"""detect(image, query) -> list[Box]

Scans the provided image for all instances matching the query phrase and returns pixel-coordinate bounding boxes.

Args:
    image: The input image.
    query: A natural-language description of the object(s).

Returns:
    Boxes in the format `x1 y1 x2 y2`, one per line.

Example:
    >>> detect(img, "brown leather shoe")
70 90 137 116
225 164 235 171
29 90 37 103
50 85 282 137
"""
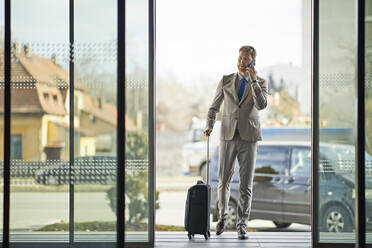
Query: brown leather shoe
215 219 225 235
237 226 247 240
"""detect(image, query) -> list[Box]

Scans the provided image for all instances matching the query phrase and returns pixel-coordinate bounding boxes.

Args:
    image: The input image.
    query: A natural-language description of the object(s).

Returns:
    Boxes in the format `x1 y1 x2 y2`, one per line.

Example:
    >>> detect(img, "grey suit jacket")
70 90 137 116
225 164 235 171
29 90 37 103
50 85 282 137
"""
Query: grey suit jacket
207 72 268 141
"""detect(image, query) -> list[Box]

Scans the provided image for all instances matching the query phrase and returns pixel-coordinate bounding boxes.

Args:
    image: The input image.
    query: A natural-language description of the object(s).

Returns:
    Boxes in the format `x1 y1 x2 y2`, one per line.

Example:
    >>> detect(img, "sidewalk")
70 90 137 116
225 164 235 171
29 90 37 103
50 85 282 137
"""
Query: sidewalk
155 176 311 232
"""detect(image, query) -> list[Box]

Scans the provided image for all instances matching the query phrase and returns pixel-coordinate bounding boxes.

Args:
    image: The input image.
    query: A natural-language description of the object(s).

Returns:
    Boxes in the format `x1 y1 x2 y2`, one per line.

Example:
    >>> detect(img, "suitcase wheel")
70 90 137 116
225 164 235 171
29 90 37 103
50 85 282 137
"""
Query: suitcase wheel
187 234 192 240
207 231 210 237
204 234 209 240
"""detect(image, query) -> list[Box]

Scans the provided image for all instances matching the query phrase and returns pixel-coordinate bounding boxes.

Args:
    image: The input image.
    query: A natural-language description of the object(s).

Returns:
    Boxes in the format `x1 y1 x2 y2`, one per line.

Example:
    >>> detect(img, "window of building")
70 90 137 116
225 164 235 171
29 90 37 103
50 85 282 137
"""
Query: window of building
10 134 22 159
43 92 49 102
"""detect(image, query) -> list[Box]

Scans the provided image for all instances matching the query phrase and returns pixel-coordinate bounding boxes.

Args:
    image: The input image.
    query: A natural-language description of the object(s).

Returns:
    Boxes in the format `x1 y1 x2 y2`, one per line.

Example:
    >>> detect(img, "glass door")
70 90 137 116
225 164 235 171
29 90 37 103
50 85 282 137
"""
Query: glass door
10 0 70 242
0 0 155 246
125 0 155 244
314 0 372 246
320 0 356 241
74 0 118 243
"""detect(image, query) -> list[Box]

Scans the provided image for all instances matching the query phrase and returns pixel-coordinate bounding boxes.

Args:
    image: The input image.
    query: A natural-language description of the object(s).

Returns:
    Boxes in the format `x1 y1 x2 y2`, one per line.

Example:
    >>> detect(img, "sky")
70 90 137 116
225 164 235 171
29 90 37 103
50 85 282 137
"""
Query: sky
0 0 117 44
156 0 305 85
0 0 118 73
0 0 306 86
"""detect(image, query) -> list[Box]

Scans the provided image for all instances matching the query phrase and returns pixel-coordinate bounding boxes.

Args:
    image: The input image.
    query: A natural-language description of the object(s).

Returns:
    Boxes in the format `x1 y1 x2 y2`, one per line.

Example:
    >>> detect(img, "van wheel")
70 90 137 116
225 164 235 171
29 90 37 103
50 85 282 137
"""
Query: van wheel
273 221 292 228
225 200 237 230
322 205 353 232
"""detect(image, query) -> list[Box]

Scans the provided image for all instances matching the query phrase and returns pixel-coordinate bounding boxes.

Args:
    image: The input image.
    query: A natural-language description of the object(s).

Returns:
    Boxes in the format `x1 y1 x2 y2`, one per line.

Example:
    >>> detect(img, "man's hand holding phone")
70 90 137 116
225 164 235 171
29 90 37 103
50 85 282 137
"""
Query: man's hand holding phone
245 62 257 82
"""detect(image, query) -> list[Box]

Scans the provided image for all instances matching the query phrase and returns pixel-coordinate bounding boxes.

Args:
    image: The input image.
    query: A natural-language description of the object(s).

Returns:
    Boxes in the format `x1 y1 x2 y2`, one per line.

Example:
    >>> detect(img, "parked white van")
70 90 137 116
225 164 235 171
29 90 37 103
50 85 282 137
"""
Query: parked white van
181 119 221 178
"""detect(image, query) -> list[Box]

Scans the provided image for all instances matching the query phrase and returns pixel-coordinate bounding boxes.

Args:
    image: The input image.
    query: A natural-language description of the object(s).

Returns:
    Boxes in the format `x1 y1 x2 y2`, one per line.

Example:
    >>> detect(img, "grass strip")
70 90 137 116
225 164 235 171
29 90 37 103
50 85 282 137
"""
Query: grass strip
36 221 256 232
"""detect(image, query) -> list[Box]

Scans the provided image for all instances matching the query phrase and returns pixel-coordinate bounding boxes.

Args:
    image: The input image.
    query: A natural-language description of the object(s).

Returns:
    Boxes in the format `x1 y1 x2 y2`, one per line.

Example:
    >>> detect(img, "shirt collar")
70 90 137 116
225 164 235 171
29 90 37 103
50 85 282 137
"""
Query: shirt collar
237 72 250 82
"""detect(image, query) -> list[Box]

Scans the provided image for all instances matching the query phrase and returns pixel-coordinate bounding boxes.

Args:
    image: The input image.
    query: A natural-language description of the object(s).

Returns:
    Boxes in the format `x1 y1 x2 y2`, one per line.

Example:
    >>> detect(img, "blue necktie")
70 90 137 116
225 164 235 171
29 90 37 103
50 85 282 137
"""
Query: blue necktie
238 78 246 102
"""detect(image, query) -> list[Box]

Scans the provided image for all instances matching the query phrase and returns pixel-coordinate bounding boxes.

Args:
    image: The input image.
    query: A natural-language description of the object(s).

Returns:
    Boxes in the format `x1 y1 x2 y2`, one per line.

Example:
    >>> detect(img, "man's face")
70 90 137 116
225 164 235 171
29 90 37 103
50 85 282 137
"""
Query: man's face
237 51 254 75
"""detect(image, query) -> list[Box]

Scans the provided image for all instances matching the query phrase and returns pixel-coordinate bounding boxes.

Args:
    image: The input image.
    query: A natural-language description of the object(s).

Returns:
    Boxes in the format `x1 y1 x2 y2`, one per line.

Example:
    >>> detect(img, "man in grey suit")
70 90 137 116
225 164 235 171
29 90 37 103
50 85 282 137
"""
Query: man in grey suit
204 45 268 239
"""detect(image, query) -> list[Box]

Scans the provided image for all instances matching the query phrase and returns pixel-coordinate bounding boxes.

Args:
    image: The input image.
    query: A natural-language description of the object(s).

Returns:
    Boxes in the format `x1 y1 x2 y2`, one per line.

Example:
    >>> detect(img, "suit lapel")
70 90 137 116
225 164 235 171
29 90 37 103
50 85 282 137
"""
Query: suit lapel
239 77 252 105
229 73 239 104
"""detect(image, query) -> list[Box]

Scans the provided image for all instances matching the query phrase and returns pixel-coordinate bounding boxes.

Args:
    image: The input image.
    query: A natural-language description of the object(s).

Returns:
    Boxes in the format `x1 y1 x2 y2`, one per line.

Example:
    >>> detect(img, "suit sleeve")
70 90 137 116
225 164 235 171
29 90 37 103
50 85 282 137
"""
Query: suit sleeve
251 78 268 110
206 77 224 129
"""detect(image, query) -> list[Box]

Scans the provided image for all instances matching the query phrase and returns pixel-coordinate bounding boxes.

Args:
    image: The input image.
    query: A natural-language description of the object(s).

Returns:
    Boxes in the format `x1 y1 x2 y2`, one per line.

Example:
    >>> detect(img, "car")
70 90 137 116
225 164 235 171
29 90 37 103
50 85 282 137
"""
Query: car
182 126 352 178
35 155 116 185
209 141 372 232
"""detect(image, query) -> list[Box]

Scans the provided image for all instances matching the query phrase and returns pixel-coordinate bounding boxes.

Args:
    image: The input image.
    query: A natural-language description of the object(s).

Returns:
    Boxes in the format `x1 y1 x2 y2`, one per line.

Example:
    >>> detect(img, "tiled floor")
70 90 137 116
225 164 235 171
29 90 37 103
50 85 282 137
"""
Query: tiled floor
155 232 311 247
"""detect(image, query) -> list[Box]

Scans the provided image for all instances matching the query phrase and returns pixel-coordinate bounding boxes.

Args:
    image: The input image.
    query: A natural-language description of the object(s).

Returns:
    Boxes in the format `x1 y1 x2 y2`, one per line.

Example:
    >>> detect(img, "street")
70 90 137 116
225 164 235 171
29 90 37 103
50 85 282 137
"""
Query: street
0 178 310 232
0 192 115 230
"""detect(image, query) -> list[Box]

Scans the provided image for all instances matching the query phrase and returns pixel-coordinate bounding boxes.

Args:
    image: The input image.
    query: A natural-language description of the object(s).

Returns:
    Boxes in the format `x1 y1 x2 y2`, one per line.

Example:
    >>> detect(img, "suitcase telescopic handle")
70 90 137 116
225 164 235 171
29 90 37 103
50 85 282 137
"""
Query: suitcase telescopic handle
206 135 210 185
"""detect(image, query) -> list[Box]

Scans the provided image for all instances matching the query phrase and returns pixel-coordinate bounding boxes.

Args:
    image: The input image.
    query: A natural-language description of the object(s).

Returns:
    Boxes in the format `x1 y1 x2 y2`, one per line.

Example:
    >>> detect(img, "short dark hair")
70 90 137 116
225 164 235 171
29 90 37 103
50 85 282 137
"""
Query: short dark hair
239 45 256 59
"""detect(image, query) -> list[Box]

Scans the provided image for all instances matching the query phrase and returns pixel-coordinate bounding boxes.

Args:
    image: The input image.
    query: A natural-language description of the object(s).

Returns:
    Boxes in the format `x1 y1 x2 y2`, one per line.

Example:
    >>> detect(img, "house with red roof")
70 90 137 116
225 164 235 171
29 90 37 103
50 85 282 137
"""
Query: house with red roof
0 43 135 161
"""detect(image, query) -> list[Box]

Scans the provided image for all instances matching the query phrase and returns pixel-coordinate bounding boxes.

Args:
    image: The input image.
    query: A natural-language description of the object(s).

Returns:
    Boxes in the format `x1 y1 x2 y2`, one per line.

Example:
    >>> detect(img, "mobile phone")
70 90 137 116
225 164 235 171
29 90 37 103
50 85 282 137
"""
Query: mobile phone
249 59 256 68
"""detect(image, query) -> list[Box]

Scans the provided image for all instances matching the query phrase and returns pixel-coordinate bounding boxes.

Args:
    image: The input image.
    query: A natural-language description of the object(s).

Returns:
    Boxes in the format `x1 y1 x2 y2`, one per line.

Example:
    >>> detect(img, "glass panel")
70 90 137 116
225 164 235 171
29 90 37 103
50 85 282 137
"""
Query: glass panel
318 0 356 243
125 0 149 242
365 0 372 243
9 0 69 242
74 0 117 242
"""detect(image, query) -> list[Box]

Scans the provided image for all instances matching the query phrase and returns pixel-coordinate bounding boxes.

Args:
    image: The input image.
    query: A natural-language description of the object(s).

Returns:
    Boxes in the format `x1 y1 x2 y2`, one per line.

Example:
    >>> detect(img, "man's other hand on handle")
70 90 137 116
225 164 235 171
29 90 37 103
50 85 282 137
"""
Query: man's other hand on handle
204 127 212 137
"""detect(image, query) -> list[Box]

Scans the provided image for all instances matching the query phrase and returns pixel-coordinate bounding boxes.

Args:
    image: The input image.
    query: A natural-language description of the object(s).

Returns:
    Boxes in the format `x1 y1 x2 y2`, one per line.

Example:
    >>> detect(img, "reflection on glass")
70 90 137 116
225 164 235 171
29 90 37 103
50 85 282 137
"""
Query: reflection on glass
290 148 311 177
366 0 372 243
254 146 287 182
319 0 356 243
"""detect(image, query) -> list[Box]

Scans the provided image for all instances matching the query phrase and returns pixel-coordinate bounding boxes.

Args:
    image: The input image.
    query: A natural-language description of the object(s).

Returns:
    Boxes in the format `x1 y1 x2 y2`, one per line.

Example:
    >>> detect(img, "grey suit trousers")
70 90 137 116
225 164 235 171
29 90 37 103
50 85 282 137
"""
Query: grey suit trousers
218 129 257 228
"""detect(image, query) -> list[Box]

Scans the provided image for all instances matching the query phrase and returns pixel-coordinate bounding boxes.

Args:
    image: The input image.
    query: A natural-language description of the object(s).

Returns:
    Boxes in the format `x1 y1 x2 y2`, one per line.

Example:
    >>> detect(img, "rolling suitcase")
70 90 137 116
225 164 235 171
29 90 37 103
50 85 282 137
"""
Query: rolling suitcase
184 136 211 240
